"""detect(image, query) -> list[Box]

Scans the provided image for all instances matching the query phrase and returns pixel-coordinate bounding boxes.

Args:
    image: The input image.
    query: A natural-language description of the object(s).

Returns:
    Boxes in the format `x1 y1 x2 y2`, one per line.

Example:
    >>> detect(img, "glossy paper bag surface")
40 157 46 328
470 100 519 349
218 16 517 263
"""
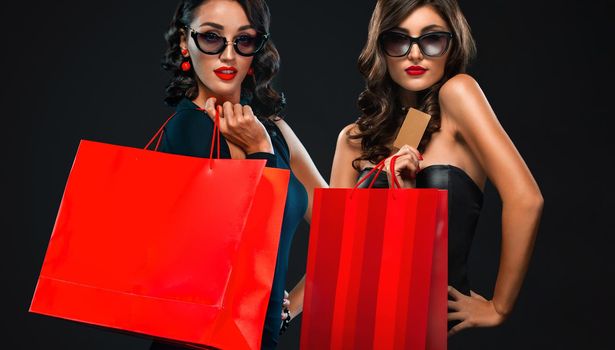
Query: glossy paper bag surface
30 140 290 350
301 188 447 350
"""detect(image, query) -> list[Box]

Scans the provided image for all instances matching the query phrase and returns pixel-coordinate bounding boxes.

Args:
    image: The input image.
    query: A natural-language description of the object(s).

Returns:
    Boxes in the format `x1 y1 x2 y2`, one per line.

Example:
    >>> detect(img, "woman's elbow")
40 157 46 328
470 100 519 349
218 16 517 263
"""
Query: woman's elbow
506 185 544 214
519 187 544 215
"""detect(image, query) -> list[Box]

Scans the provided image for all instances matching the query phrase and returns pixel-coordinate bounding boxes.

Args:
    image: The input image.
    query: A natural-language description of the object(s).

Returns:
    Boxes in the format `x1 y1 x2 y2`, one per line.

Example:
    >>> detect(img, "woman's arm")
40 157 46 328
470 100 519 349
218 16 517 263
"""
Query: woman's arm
440 74 544 334
274 119 328 318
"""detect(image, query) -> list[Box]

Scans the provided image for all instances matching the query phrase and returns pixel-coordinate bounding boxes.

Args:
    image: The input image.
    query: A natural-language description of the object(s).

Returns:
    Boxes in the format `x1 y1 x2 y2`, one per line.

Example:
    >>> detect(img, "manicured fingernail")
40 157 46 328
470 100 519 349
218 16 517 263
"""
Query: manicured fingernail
418 153 424 160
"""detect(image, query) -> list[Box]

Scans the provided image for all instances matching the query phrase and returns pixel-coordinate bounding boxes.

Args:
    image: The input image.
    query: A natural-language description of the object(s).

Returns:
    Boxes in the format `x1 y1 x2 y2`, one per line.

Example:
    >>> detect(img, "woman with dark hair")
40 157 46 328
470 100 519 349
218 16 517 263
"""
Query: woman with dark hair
328 0 543 337
151 0 326 349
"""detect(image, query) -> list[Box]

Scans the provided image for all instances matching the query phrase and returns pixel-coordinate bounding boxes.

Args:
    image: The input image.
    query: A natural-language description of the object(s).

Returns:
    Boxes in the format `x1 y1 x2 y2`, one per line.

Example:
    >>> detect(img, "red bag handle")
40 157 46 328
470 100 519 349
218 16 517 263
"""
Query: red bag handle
354 159 385 190
144 112 178 151
353 155 402 190
388 155 403 189
144 108 222 164
350 155 403 198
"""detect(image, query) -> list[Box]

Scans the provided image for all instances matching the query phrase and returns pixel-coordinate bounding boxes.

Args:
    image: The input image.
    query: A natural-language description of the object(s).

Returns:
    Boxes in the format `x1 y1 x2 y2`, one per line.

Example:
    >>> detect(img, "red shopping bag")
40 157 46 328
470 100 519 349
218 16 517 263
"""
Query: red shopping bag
300 157 448 350
29 110 289 349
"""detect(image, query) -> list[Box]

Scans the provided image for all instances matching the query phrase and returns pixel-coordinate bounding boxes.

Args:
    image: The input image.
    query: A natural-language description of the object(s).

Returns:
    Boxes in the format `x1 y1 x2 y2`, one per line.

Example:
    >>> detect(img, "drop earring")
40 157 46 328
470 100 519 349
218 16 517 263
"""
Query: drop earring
180 48 191 72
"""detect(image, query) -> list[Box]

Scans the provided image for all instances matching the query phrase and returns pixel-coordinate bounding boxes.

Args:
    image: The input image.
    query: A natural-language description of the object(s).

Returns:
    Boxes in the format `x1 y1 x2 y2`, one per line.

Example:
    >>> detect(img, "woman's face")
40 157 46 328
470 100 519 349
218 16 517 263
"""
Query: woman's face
181 0 255 103
384 5 451 92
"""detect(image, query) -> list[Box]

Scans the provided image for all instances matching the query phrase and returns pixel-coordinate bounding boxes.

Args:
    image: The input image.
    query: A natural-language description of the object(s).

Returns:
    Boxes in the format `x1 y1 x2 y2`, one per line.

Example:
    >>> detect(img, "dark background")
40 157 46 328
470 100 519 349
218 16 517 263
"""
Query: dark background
2 0 613 349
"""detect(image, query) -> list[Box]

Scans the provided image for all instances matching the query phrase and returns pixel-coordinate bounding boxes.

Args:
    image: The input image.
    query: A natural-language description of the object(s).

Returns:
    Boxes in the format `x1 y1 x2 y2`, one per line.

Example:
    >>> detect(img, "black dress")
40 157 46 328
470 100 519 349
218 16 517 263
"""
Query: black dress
150 98 308 350
357 164 483 327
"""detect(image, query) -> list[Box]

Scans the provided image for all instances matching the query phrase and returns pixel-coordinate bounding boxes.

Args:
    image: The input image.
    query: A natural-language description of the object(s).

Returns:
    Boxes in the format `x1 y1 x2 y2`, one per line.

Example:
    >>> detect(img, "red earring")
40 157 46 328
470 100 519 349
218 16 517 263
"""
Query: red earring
180 48 191 72
247 67 254 76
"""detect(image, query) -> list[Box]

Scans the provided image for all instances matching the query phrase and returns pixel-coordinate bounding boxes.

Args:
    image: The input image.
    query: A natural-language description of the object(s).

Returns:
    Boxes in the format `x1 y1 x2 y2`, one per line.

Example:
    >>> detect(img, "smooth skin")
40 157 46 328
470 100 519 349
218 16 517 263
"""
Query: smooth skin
184 0 327 325
330 5 543 336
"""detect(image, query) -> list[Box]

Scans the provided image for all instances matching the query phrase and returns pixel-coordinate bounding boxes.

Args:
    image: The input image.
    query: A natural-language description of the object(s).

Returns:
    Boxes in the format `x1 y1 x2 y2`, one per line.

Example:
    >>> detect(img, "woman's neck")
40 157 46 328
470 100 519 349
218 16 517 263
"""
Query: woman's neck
398 89 418 110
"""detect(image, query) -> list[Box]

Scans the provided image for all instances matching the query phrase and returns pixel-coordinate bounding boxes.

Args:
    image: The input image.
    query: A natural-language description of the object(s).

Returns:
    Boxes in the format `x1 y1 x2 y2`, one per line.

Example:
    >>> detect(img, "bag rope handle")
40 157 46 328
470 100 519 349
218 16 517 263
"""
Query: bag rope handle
350 154 403 198
388 154 403 189
144 108 222 168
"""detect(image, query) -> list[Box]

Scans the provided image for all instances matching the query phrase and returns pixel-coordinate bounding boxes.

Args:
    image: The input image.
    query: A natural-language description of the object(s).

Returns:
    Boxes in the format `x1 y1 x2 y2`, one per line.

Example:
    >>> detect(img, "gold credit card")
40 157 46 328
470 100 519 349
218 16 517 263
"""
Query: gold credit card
393 108 432 149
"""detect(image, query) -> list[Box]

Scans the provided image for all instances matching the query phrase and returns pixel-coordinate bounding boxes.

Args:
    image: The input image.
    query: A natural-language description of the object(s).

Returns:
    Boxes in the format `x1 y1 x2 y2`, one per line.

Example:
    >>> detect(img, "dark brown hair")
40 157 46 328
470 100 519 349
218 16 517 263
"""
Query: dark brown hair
353 0 476 169
161 0 285 119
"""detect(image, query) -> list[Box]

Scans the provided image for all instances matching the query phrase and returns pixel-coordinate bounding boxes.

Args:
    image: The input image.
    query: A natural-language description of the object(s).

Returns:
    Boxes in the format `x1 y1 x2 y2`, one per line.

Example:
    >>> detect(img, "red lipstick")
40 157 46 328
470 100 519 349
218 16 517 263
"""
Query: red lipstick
405 65 427 76
214 66 238 80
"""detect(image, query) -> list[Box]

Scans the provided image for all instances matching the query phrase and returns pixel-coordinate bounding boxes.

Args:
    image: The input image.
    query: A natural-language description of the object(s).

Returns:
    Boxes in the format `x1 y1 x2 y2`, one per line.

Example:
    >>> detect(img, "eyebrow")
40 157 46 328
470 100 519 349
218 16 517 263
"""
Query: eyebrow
199 22 255 31
421 24 448 33
391 24 449 34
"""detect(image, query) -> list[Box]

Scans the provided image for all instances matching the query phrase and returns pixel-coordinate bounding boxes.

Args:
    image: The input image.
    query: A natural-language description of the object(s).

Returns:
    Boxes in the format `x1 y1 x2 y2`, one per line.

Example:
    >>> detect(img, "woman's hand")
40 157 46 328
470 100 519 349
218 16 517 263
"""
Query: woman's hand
281 290 291 320
204 97 273 154
279 290 292 335
383 144 422 188
447 286 506 337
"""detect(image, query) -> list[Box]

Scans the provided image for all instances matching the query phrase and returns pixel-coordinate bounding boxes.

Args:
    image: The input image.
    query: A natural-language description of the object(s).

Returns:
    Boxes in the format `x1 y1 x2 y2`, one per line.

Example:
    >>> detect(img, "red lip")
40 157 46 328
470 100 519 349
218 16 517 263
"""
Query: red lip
214 66 238 80
405 65 427 76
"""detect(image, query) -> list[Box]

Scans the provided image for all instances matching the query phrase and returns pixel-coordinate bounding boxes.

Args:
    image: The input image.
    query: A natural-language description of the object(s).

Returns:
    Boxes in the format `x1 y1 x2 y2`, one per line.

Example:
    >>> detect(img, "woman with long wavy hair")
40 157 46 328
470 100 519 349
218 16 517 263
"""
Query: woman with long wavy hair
329 0 543 337
151 0 326 348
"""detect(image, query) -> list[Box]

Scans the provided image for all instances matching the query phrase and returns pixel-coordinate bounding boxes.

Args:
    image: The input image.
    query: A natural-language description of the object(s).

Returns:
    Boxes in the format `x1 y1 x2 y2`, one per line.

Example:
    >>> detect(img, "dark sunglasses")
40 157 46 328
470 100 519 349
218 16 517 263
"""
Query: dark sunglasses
185 26 269 57
380 31 453 57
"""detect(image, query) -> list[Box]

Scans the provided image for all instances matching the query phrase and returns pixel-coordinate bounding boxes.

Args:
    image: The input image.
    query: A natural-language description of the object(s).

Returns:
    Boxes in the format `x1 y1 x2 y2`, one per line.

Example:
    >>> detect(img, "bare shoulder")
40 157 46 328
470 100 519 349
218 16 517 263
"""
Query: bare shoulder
438 73 494 128
339 123 360 137
271 117 302 145
272 117 292 134
337 123 362 149
330 122 363 187
270 117 301 157
439 73 483 104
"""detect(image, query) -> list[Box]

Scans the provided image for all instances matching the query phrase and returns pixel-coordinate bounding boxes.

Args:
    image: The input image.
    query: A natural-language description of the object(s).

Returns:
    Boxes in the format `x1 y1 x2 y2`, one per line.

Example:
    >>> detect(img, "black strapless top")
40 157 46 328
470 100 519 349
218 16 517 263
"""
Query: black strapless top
357 165 483 295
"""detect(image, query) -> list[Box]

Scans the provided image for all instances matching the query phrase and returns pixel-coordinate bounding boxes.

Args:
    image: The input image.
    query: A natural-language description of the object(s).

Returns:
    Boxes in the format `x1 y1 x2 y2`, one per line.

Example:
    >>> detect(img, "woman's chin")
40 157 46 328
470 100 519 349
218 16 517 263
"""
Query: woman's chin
398 80 436 92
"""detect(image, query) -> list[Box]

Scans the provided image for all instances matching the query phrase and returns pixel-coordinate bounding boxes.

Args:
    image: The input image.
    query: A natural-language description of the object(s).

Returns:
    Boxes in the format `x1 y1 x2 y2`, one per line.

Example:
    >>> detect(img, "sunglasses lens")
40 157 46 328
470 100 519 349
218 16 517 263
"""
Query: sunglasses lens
197 32 226 53
192 30 268 56
236 34 265 55
381 32 410 57
419 33 450 56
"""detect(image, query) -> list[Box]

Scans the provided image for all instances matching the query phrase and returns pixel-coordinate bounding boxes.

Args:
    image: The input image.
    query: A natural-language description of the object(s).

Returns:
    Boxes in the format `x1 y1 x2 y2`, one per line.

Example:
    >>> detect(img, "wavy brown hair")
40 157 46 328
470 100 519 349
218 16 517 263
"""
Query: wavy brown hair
352 0 476 169
161 0 285 119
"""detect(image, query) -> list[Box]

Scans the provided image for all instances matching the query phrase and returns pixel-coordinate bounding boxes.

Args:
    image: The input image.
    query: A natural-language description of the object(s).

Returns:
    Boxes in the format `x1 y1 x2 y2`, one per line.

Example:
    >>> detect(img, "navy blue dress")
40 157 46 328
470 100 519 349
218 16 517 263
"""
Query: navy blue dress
150 98 308 350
